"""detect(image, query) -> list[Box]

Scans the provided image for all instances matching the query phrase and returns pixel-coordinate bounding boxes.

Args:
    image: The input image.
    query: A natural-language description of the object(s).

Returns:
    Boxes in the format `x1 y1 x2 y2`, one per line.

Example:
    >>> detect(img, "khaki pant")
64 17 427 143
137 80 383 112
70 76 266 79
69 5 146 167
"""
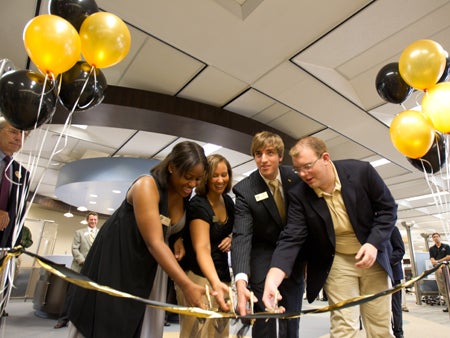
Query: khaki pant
175 270 229 338
435 267 450 306
324 252 394 338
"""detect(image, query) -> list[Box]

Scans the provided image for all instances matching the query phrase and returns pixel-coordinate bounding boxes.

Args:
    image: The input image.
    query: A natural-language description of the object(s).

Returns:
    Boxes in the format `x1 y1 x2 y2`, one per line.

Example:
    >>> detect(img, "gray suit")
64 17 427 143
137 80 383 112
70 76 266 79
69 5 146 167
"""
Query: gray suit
71 227 96 272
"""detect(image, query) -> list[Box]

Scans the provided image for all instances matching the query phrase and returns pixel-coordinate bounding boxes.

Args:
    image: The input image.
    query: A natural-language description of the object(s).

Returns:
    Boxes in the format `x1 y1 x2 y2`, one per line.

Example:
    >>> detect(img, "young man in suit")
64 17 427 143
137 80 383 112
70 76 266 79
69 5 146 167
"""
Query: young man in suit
263 136 397 338
54 211 99 328
231 131 304 338
70 211 99 272
0 118 30 318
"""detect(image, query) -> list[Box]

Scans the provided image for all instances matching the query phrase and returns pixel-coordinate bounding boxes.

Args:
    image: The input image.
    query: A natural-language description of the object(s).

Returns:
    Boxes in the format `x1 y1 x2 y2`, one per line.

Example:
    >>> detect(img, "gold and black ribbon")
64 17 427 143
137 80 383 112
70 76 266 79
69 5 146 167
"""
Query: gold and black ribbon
0 247 446 320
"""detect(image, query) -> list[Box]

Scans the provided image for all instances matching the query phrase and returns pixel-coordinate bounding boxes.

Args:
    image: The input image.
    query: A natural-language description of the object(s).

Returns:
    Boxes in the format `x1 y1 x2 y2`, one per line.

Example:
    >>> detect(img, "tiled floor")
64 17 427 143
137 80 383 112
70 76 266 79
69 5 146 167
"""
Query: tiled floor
1 292 449 337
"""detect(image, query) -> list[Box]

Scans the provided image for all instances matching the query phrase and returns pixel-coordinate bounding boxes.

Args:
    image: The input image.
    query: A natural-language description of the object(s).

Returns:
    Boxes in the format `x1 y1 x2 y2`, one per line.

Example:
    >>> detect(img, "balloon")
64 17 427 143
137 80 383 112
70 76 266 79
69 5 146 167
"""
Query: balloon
79 12 131 69
49 0 99 31
399 39 446 91
407 132 446 174
59 61 107 111
437 57 450 83
376 62 413 104
421 82 450 134
389 110 435 158
23 14 81 76
0 70 57 130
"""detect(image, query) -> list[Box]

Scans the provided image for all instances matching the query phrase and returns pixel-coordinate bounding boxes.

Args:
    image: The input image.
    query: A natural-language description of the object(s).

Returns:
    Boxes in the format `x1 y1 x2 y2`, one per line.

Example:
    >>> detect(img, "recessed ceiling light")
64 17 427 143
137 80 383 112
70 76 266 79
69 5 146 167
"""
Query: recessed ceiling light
370 158 390 168
72 124 88 129
90 194 98 198
89 201 97 204
112 189 121 194
77 206 88 211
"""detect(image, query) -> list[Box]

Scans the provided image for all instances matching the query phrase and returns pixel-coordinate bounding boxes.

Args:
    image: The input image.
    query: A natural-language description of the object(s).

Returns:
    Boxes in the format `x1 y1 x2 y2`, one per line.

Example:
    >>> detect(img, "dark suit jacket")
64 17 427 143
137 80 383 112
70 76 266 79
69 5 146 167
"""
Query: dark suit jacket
231 165 303 287
271 160 397 303
389 226 405 282
0 159 29 248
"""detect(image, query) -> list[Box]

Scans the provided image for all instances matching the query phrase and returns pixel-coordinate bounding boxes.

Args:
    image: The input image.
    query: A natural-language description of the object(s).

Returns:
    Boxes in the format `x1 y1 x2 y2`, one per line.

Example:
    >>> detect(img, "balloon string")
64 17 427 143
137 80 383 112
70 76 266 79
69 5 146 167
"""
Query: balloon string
70 65 97 111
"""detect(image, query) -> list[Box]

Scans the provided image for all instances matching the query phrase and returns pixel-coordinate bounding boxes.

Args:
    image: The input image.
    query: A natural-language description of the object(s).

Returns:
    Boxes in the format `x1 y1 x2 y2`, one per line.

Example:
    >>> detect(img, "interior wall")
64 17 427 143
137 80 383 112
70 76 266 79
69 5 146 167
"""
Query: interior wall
25 204 107 259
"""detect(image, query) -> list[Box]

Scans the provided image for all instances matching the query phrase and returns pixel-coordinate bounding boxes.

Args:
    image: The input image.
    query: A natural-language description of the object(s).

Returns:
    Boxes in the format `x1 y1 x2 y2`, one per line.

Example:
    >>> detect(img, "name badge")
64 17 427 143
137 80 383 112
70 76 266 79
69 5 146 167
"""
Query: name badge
255 191 269 202
212 215 219 223
160 215 171 227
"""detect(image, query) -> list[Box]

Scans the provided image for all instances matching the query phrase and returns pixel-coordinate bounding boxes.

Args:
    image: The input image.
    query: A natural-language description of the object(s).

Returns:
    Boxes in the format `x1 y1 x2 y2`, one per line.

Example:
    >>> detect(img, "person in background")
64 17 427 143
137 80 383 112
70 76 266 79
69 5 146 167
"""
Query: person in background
177 154 234 338
54 212 99 329
231 131 304 338
263 136 397 338
389 226 405 338
429 232 450 312
0 118 29 249
0 117 30 318
14 225 33 279
19 225 33 249
67 141 208 338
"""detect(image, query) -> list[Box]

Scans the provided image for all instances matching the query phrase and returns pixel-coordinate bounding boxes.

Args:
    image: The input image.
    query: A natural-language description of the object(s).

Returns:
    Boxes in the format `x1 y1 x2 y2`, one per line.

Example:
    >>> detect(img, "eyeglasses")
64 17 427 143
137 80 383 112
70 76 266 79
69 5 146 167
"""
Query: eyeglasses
292 155 322 174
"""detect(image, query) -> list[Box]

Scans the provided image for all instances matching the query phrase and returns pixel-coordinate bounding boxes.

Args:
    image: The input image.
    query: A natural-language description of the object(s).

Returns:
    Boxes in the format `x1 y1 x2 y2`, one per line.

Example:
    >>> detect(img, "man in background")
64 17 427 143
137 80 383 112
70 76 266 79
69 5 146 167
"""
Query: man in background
0 118 29 249
0 117 30 318
429 232 450 313
54 211 99 328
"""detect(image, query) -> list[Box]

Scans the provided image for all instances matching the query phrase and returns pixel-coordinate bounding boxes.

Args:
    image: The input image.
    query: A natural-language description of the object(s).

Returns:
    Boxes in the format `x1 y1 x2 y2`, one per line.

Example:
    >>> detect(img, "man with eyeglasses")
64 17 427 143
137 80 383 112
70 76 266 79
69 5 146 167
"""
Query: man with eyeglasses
0 117 30 317
231 131 304 338
263 136 397 338
0 118 29 247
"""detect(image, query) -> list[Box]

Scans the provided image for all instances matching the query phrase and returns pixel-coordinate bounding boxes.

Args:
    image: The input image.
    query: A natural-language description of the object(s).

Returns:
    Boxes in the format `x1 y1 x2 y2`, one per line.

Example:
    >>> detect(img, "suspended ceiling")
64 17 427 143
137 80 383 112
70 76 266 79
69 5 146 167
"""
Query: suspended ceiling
2 0 450 252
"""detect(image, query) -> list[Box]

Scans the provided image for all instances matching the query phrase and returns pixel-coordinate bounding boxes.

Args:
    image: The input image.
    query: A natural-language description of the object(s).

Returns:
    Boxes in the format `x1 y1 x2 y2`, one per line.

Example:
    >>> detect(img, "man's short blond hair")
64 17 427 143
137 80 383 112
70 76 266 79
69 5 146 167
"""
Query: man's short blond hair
250 131 284 158
289 136 328 158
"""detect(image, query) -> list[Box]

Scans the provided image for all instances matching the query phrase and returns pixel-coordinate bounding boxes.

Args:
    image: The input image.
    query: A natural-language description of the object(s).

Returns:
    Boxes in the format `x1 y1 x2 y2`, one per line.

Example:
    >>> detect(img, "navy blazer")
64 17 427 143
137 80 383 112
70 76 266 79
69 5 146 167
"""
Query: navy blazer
0 159 29 248
271 159 397 303
231 165 304 285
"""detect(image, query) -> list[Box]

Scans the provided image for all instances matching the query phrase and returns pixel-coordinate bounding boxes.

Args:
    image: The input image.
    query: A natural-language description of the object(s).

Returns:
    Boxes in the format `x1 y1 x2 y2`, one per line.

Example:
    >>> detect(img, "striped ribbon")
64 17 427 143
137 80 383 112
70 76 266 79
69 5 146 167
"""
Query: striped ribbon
0 246 445 320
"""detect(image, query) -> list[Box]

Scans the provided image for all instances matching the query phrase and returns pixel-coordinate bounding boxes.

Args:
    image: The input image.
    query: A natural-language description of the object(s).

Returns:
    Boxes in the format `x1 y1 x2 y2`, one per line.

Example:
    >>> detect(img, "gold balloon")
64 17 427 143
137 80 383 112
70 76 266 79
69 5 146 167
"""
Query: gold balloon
79 12 131 69
390 110 435 159
23 14 81 76
422 82 450 134
399 39 446 91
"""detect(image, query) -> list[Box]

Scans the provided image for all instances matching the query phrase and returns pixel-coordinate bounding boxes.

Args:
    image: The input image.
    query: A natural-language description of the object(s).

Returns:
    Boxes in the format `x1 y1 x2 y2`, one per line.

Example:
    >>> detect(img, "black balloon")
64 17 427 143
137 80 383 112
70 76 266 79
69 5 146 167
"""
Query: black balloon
58 61 107 112
49 0 99 31
407 132 447 174
438 57 450 83
0 70 57 130
376 62 413 104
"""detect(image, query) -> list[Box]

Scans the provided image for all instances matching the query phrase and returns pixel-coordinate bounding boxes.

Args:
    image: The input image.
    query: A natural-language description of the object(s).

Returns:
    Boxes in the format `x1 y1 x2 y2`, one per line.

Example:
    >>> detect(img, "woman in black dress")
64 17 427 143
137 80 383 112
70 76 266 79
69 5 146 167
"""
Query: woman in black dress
68 141 208 338
177 154 234 338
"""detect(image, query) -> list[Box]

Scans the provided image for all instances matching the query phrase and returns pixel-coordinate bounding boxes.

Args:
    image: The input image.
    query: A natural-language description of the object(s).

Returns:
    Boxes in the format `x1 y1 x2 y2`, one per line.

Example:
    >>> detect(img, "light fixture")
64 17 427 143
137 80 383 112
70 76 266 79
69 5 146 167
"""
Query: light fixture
64 207 74 218
77 206 88 212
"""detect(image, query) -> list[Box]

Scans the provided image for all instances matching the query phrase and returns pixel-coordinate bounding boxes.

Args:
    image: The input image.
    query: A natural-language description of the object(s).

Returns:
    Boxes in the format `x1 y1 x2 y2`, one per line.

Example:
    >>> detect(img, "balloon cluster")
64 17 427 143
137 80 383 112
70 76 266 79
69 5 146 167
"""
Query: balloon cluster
376 39 450 173
0 0 131 130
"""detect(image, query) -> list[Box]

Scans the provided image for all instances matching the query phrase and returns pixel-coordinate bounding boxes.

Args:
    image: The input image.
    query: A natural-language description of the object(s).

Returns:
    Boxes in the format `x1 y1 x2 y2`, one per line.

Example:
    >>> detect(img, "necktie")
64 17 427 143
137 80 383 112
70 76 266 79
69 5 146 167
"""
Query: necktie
0 156 11 211
269 179 285 223
89 229 96 244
